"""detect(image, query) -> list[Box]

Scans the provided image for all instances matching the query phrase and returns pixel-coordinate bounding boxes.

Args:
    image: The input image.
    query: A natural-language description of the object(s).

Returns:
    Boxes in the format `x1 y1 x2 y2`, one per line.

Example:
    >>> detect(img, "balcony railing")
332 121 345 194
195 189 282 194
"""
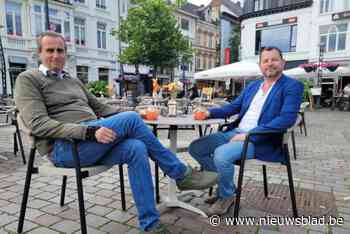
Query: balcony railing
53 0 73 5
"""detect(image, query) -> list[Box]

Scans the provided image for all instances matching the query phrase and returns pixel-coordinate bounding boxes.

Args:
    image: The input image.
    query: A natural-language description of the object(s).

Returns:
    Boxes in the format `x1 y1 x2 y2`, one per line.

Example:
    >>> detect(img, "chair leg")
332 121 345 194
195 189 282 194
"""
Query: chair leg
262 165 268 198
233 140 249 221
198 125 203 137
233 159 246 221
284 144 298 218
17 147 36 233
72 142 87 234
13 133 18 156
60 176 67 206
119 164 126 211
291 130 297 160
16 125 26 164
155 162 160 204
302 113 307 136
208 187 213 196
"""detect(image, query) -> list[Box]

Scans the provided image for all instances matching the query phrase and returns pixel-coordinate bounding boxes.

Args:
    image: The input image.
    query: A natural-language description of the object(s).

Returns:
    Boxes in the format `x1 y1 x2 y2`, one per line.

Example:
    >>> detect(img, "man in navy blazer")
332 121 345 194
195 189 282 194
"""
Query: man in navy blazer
189 47 304 216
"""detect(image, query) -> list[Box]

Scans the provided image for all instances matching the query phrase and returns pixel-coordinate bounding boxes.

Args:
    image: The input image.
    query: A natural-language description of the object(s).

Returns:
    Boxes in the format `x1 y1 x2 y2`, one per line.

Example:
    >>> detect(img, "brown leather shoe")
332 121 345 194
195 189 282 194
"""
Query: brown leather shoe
207 196 235 216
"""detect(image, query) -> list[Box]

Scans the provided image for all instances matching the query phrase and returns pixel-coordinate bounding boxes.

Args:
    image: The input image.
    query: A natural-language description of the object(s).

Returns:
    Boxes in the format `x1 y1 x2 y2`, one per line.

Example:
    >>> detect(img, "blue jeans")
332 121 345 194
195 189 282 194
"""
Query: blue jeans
188 129 255 199
52 111 187 231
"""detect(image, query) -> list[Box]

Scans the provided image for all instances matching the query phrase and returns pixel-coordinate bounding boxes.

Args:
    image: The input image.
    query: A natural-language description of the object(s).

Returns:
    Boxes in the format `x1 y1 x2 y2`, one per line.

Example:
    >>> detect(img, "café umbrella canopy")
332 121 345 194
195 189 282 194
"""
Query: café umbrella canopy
194 61 262 81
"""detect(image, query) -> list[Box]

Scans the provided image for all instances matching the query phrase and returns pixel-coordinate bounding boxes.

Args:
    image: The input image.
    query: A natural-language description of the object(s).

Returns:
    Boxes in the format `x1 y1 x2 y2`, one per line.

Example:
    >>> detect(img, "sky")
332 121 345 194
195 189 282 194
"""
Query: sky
187 0 243 7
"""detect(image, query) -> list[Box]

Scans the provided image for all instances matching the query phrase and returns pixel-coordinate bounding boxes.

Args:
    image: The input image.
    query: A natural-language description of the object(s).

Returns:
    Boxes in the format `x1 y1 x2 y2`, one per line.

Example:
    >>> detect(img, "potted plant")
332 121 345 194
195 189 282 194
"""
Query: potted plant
86 80 109 97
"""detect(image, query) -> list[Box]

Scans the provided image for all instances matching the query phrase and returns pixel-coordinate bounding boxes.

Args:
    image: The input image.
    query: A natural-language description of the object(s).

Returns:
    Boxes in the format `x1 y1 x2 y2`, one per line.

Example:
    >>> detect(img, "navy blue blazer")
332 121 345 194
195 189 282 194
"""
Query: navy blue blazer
209 74 304 162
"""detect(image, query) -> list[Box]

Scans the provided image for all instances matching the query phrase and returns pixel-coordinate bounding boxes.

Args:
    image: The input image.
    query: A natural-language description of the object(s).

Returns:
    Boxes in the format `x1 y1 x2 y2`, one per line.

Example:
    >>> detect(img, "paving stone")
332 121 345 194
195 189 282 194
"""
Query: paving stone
33 214 62 226
85 213 109 228
26 226 60 234
73 226 107 234
25 208 45 221
39 203 69 215
51 220 81 234
0 213 17 226
27 199 51 209
99 221 130 233
57 208 81 221
106 210 135 223
5 220 38 233
87 205 113 216
0 203 19 215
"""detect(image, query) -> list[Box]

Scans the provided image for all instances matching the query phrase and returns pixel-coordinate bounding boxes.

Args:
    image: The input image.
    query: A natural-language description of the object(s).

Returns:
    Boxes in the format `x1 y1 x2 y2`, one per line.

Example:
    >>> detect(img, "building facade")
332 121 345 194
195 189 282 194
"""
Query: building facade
173 3 219 83
210 0 242 65
0 0 121 96
241 0 350 68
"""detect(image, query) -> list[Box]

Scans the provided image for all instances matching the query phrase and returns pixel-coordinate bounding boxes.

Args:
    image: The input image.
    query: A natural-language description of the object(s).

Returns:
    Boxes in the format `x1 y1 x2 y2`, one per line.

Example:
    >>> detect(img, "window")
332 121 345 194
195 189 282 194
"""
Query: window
33 5 43 36
122 0 127 14
74 0 85 3
320 0 335 14
98 68 109 82
254 0 263 11
181 18 189 31
6 1 22 36
77 66 89 84
32 6 71 41
208 35 212 48
97 22 107 49
48 9 71 41
255 24 298 54
74 18 86 46
196 56 201 71
320 24 347 52
96 0 106 9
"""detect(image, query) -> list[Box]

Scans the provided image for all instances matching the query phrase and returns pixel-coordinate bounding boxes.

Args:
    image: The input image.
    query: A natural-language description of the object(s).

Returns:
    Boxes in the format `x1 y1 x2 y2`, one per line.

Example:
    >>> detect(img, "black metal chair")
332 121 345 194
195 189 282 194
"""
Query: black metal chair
232 130 298 220
298 102 309 136
0 107 26 164
207 117 300 219
17 114 124 234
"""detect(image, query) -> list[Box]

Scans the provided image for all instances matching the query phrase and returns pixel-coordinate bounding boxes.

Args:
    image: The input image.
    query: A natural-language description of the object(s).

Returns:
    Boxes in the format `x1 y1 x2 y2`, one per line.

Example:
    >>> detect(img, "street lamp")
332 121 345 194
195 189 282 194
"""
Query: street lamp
44 0 50 30
317 42 326 87
0 24 7 97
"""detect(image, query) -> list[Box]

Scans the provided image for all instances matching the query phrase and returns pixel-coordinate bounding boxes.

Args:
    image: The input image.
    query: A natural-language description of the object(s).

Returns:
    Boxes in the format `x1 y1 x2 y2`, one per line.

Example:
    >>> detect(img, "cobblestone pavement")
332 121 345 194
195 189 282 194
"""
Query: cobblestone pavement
0 109 349 234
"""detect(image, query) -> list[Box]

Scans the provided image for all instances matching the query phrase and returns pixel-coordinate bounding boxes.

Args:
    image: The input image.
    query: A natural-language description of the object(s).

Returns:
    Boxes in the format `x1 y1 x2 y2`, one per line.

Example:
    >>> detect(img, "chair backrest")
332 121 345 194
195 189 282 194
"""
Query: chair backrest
300 102 309 112
283 114 302 144
17 114 36 148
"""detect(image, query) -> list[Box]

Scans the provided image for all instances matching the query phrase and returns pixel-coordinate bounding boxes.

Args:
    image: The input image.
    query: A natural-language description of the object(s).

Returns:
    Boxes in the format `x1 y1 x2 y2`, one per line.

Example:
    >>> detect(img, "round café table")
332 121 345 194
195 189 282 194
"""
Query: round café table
144 114 226 217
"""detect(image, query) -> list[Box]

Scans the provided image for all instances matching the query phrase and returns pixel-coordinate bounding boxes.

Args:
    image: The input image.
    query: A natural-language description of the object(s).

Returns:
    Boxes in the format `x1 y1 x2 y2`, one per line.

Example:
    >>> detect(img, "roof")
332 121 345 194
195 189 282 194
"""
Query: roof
220 0 243 16
179 2 202 16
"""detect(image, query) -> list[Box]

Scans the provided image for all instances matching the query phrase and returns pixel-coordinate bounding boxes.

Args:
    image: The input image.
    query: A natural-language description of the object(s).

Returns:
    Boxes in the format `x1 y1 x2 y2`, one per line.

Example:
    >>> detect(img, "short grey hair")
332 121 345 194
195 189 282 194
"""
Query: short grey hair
37 31 67 52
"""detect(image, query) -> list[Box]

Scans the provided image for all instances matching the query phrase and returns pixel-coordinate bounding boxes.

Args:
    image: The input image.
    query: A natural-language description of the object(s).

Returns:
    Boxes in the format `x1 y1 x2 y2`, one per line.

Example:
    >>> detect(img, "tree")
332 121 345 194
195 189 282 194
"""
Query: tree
229 24 241 63
113 0 193 79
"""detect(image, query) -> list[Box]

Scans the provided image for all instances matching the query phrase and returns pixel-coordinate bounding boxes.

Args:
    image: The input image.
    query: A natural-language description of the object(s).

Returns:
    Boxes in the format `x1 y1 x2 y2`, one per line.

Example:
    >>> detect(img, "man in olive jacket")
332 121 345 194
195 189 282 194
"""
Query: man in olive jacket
15 31 217 233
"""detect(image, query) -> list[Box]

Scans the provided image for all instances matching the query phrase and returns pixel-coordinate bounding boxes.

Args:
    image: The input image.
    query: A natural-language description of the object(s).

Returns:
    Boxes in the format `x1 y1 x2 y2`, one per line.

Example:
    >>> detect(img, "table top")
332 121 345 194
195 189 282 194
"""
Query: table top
143 114 226 126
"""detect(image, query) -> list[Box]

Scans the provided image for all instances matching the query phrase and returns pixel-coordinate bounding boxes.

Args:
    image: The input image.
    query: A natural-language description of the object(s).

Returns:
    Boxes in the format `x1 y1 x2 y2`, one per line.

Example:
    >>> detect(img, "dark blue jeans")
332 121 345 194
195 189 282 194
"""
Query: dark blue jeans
189 129 255 199
52 111 187 231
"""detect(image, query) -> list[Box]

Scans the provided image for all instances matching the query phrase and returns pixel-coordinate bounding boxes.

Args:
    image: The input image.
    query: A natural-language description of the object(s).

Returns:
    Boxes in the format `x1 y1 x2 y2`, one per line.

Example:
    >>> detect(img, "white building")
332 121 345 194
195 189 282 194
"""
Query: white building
0 0 121 96
241 0 350 69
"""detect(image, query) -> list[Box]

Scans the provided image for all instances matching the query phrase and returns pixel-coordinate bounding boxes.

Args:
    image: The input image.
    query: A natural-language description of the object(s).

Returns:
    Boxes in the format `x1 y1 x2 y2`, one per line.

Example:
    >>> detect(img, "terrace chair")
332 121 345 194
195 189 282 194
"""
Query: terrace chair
0 107 26 164
299 102 309 136
222 117 302 220
16 114 120 234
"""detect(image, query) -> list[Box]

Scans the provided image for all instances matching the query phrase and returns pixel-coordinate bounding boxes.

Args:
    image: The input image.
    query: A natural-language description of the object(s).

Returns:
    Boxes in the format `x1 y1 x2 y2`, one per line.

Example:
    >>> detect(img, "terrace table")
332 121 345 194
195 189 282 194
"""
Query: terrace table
144 115 225 217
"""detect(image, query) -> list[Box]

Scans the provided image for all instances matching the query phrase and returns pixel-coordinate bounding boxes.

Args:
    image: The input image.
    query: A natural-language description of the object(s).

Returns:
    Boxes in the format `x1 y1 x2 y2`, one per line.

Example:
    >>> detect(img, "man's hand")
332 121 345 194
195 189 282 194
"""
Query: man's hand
95 127 117 144
230 133 247 142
